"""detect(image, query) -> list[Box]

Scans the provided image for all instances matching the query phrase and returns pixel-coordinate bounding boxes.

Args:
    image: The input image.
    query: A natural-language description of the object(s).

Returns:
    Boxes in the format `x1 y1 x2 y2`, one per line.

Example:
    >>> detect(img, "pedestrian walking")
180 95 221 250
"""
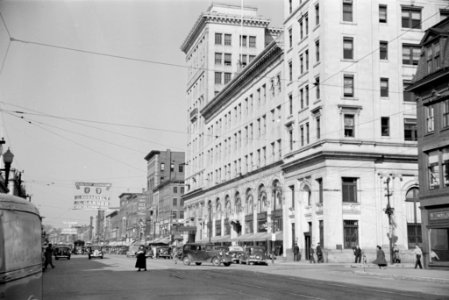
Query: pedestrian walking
43 244 55 271
309 245 316 263
135 245 147 271
316 243 323 263
353 245 362 263
372 245 387 269
293 244 299 261
414 244 423 269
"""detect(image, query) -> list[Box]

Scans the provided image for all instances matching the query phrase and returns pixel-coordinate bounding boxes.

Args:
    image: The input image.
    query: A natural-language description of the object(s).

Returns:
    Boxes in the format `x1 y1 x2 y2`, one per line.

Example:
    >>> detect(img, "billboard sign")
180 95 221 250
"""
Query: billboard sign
74 182 112 210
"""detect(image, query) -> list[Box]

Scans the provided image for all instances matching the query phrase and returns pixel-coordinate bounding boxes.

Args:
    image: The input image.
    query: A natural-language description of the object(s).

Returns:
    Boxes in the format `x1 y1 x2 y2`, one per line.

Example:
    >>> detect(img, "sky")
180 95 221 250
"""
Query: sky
0 0 283 228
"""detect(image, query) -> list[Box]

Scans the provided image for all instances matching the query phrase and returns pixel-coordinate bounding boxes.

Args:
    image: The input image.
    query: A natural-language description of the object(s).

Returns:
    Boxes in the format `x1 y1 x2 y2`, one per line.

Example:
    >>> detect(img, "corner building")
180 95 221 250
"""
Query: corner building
283 0 448 262
407 17 449 268
181 4 284 253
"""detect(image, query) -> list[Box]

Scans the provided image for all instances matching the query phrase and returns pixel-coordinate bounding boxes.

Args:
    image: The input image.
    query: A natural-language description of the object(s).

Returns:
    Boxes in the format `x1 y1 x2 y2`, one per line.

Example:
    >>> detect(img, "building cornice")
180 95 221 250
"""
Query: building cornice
181 12 271 54
282 150 417 174
201 41 283 122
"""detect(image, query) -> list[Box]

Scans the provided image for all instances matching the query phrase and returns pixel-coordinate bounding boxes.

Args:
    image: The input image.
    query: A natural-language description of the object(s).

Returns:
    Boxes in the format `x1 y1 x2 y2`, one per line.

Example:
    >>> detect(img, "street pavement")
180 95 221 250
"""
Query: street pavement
42 255 449 299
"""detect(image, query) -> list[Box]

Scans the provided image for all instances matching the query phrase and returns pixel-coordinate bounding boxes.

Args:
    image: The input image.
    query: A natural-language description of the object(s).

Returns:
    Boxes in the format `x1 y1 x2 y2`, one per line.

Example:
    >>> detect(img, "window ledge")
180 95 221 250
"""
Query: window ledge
341 97 359 101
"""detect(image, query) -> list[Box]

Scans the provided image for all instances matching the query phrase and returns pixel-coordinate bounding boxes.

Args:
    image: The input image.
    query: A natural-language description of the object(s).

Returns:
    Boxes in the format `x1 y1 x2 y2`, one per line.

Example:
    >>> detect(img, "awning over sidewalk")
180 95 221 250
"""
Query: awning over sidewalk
211 235 231 243
234 231 283 242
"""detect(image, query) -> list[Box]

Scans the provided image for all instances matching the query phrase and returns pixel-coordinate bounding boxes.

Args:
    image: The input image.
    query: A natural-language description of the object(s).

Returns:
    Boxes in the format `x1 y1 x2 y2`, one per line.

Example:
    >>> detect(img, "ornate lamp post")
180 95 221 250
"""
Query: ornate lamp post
1 147 14 192
384 177 394 264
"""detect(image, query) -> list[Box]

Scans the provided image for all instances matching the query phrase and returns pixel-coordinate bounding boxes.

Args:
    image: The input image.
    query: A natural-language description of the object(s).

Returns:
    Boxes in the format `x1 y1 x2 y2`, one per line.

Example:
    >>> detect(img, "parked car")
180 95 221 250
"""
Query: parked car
53 246 71 260
157 246 172 259
240 246 269 265
182 243 232 267
87 246 104 259
228 245 245 264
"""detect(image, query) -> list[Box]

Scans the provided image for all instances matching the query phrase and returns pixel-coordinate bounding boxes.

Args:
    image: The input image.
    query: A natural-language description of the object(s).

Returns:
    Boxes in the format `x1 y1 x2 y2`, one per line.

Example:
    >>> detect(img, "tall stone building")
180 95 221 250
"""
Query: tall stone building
282 0 448 261
181 3 284 253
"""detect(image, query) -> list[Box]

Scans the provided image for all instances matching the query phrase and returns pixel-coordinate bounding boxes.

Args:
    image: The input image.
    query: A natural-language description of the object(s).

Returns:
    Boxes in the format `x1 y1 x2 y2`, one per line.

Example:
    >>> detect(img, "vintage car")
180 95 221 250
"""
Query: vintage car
182 243 232 267
240 246 269 265
53 246 71 260
228 245 245 264
87 246 104 259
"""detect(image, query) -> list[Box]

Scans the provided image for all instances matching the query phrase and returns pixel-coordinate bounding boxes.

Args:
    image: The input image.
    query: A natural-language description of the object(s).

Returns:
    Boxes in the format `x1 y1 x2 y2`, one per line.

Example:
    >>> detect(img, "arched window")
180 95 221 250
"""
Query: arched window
235 192 242 214
258 185 267 212
246 190 253 215
272 180 282 210
405 187 421 247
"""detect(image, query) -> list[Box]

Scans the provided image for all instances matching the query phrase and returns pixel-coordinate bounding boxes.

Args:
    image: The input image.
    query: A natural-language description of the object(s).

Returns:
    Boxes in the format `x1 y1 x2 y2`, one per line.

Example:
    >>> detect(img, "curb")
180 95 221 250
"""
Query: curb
352 270 449 284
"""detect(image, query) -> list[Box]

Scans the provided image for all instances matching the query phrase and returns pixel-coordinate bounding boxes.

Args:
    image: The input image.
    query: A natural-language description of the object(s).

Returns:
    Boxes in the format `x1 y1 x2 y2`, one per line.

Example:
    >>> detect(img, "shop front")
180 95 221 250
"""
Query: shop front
426 208 449 268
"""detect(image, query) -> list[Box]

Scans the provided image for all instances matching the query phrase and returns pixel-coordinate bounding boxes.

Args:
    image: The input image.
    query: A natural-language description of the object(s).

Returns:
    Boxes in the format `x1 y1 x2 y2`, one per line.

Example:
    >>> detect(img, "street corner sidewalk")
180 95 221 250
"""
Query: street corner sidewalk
351 264 449 284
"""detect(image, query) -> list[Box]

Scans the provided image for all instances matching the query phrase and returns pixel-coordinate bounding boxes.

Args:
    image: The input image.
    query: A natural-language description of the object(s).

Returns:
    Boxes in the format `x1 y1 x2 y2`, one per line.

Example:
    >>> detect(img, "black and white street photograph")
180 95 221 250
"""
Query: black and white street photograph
0 0 449 299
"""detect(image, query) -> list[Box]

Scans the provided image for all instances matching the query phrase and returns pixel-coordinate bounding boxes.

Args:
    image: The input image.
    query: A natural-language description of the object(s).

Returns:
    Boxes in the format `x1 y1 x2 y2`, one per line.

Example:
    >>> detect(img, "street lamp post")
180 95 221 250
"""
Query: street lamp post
384 177 394 264
1 147 14 192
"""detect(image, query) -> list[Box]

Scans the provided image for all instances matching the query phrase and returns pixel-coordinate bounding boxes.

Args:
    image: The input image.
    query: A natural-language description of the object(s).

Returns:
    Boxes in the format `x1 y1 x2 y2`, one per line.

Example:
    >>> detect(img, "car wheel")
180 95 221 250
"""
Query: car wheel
183 256 191 266
223 262 231 267
195 262 202 266
68 257 71 260
55 257 59 260
212 257 220 266
101 256 103 259
88 256 91 259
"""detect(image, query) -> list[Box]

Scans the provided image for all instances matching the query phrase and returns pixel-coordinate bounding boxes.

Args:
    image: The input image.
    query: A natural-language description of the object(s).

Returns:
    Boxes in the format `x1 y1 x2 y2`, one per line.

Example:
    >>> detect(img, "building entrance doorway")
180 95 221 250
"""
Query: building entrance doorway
304 233 311 260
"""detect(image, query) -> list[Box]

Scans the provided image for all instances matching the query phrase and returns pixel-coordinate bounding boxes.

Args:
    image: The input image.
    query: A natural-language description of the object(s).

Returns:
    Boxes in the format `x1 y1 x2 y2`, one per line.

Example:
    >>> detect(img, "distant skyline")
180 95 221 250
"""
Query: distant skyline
0 0 283 228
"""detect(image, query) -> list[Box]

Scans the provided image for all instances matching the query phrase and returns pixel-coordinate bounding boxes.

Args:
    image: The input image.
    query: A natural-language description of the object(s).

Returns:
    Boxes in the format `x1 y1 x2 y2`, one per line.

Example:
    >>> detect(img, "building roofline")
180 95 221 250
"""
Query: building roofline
144 150 160 161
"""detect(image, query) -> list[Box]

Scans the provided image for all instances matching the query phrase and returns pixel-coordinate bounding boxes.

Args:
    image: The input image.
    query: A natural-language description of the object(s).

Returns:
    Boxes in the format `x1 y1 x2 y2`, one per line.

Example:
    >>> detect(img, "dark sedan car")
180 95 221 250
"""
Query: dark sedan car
228 246 245 264
240 246 269 265
53 246 71 260
182 243 232 267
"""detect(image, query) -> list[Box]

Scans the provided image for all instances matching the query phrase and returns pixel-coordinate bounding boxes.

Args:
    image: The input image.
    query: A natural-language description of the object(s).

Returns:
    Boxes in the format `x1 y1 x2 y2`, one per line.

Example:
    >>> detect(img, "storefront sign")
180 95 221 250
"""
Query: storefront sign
430 211 449 221
74 182 112 210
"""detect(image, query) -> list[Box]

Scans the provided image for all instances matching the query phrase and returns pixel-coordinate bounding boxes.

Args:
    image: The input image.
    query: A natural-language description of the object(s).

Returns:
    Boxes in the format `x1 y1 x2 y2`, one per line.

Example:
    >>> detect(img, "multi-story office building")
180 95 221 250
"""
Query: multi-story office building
407 17 449 268
144 150 185 241
181 3 284 253
282 0 448 261
117 192 147 243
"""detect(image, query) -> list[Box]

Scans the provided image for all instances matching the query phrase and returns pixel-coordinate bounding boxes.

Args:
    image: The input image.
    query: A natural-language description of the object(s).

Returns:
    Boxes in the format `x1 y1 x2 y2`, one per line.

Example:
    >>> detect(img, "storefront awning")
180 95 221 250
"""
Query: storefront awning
211 235 231 243
234 231 283 242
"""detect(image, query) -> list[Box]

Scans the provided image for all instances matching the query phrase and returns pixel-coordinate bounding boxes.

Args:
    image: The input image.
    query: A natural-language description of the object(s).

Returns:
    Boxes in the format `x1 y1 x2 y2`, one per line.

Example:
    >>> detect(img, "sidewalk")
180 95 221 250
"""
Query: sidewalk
276 260 449 284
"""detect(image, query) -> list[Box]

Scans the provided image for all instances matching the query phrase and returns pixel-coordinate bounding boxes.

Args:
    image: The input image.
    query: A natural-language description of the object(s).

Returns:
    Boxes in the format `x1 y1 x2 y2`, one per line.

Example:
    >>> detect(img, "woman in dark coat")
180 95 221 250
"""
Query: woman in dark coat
135 245 147 271
372 245 387 269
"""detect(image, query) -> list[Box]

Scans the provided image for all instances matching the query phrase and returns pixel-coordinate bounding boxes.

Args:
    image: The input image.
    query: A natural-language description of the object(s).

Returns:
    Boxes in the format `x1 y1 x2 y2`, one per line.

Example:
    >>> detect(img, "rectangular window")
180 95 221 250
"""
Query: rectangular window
306 122 310 144
224 53 232 66
173 186 178 193
381 117 390 136
300 88 304 109
404 118 417 141
343 220 358 249
402 44 421 65
215 72 222 84
380 78 389 97
290 185 295 208
215 33 222 45
343 0 353 22
173 198 177 206
428 150 440 189
343 75 354 97
224 72 232 84
380 41 388 60
299 19 304 40
300 54 304 74
288 28 293 48
403 80 413 102
315 40 320 62
306 85 309 106
443 148 449 187
288 61 293 81
240 35 247 47
317 178 323 204
425 105 435 133
407 224 422 246
379 5 387 23
288 93 293 115
343 37 354 59
316 116 321 139
288 126 293 151
160 163 165 171
315 4 320 25
315 77 320 99
443 100 449 128
342 177 357 202
344 114 355 137
305 50 309 71
249 36 256 48
300 125 304 146
402 7 421 29
224 34 232 46
215 52 222 65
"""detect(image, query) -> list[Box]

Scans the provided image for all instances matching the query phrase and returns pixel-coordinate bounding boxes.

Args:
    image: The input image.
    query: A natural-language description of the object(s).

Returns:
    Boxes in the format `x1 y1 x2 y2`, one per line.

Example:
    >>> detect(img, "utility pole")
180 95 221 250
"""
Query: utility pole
384 177 394 264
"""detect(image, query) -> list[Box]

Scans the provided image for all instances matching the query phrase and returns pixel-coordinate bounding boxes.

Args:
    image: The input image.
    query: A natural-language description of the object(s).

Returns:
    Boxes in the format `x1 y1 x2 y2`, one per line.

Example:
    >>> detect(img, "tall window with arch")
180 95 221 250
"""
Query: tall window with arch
405 187 422 248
